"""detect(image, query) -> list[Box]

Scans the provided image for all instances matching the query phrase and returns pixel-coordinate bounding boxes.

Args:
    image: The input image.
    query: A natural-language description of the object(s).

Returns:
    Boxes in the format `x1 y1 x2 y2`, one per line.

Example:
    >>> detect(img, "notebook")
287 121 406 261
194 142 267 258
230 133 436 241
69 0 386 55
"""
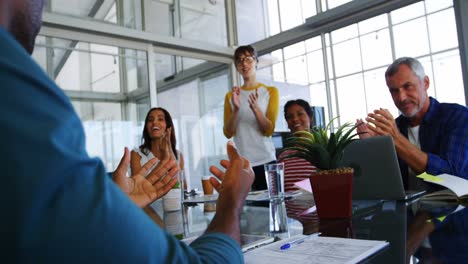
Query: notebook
244 233 388 264
341 136 426 201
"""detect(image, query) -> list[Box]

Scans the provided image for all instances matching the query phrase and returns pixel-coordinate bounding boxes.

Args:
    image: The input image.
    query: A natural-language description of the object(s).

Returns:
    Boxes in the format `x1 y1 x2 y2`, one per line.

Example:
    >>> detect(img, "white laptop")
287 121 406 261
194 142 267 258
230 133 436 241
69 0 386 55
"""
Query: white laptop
341 136 426 201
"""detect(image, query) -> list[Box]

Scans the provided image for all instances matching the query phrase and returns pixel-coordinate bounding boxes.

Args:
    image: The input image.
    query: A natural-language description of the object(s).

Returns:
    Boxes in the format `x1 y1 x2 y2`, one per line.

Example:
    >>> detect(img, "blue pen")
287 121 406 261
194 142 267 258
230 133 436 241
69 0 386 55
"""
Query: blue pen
280 233 321 250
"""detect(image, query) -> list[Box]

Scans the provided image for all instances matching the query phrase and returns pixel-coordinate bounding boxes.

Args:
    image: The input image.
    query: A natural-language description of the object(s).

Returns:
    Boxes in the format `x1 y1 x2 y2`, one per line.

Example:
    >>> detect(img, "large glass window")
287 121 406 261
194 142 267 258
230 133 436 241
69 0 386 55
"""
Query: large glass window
32 35 150 171
154 54 230 190
45 0 141 29
236 0 317 44
257 0 464 129
146 0 228 46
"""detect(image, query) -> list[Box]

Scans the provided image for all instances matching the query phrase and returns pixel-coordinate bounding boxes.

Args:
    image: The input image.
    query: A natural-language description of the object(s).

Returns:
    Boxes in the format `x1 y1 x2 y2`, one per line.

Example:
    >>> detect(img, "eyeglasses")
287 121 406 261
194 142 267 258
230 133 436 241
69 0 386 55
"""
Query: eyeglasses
235 56 255 66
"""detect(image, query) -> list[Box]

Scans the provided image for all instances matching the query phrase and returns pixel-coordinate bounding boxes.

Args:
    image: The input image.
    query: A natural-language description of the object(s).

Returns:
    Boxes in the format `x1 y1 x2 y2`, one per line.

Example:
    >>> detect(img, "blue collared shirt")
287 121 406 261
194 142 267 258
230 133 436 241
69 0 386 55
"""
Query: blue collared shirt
0 27 243 263
396 97 468 187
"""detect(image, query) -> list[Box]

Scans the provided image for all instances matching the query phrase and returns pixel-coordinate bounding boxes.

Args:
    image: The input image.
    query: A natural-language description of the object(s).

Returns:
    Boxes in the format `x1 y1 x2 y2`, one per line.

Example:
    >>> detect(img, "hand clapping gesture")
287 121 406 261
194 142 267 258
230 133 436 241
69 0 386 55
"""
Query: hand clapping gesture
158 127 177 163
113 147 179 208
248 89 259 113
232 86 241 111
355 118 375 138
365 108 400 139
209 141 254 203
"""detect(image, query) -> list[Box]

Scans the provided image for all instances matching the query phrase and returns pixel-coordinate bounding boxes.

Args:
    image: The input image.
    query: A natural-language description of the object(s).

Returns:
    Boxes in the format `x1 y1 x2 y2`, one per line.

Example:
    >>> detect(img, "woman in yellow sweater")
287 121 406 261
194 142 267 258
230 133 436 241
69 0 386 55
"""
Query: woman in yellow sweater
223 45 279 190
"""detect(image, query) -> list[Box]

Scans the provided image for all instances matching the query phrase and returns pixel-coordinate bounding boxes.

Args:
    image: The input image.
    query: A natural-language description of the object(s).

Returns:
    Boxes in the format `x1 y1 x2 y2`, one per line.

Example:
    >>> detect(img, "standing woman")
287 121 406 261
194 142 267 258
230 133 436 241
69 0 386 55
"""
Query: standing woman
223 45 279 190
279 99 317 192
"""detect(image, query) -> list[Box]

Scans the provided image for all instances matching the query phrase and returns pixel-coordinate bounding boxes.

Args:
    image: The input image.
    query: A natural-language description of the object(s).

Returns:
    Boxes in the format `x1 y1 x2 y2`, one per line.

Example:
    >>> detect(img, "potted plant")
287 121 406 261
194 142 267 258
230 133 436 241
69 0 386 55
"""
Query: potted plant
281 118 360 218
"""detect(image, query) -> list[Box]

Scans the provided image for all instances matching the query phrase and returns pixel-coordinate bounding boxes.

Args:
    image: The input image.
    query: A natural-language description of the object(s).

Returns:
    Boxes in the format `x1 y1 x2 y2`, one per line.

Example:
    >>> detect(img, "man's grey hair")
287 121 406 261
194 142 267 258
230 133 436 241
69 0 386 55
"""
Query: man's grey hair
385 57 426 81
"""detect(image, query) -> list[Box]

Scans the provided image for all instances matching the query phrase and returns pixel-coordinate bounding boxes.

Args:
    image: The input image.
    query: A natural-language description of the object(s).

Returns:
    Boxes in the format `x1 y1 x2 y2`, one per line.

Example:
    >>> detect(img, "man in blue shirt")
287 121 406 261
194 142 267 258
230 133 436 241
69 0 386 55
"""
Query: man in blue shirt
357 57 467 188
0 0 254 262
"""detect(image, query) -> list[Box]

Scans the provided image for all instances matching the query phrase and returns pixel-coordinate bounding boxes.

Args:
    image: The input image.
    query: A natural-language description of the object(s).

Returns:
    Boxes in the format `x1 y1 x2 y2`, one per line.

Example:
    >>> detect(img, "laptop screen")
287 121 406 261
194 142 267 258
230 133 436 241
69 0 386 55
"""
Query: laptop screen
341 136 407 200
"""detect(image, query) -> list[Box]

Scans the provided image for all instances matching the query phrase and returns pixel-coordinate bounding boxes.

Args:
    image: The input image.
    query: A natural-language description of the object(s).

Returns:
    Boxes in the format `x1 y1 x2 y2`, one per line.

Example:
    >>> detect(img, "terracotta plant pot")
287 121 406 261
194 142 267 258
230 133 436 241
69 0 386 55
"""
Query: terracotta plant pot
309 168 354 218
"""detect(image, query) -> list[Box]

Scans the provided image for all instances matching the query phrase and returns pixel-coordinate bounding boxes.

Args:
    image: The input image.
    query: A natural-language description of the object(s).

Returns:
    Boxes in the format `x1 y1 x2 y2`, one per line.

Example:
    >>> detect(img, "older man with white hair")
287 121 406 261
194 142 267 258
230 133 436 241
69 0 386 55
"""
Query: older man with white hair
358 57 468 190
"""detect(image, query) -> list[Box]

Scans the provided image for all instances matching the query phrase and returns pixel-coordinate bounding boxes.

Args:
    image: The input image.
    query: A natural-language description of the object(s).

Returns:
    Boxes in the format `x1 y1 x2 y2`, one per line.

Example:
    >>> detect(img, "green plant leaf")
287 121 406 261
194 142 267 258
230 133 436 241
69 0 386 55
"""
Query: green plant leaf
283 136 315 147
282 116 362 170
292 130 316 142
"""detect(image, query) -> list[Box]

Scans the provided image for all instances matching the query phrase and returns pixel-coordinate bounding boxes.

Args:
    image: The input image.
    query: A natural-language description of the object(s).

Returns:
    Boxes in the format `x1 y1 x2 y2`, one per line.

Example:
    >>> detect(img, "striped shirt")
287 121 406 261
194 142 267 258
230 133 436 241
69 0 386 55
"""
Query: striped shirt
278 149 317 192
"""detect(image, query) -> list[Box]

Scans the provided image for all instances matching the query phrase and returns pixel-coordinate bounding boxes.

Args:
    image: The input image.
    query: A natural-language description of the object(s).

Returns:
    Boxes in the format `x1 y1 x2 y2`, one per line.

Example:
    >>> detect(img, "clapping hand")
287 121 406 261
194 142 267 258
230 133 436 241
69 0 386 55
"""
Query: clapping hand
365 108 400 138
113 147 178 208
232 86 241 111
248 89 259 112
355 118 375 138
209 141 254 203
159 127 176 162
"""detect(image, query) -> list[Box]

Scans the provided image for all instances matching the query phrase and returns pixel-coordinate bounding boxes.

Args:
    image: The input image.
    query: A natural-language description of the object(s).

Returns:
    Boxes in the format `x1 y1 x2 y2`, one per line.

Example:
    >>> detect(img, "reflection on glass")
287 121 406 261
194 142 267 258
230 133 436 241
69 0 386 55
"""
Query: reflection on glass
269 200 289 235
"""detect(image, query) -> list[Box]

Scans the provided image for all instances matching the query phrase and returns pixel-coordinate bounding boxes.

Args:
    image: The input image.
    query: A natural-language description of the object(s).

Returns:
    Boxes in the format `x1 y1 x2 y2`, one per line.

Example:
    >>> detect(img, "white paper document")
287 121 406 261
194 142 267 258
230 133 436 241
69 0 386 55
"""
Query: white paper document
244 235 388 264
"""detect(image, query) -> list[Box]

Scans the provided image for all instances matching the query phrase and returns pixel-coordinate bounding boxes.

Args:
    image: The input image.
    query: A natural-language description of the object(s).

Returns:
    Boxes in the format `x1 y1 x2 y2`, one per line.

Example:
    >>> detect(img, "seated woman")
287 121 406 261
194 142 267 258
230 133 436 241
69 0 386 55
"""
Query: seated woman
278 99 317 193
131 107 184 223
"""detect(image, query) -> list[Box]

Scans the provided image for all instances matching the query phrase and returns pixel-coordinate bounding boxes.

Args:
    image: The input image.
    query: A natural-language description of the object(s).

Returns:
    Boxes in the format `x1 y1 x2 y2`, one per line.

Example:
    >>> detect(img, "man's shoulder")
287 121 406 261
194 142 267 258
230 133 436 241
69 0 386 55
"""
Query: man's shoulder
423 98 468 128
431 99 468 122
437 101 468 114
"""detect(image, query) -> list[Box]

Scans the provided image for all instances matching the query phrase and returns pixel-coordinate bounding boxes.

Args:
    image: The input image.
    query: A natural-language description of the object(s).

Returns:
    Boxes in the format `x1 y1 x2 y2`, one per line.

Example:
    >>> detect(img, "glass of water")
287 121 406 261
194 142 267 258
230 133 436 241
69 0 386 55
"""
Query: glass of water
264 162 285 200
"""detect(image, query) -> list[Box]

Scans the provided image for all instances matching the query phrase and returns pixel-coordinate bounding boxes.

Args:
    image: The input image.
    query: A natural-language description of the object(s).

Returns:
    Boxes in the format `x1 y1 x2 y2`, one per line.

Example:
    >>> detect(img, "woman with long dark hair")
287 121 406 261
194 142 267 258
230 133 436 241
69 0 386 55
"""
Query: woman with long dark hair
131 107 185 221
131 107 184 174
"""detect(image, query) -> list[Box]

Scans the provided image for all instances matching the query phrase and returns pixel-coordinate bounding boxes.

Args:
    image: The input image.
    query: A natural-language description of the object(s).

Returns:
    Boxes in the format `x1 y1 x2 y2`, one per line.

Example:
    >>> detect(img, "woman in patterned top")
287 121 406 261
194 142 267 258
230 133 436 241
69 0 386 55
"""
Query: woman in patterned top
279 99 317 193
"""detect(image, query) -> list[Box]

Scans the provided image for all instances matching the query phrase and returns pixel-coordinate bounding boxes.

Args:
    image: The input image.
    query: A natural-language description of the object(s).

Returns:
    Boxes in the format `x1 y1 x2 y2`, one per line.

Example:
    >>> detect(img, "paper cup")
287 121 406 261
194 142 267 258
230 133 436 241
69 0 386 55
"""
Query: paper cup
201 176 214 195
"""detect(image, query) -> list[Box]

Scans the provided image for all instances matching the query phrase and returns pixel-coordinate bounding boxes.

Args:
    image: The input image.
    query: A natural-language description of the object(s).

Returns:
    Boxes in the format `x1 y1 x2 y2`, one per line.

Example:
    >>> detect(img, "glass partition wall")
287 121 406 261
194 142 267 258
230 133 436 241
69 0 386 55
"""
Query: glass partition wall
33 0 467 191
32 35 151 170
